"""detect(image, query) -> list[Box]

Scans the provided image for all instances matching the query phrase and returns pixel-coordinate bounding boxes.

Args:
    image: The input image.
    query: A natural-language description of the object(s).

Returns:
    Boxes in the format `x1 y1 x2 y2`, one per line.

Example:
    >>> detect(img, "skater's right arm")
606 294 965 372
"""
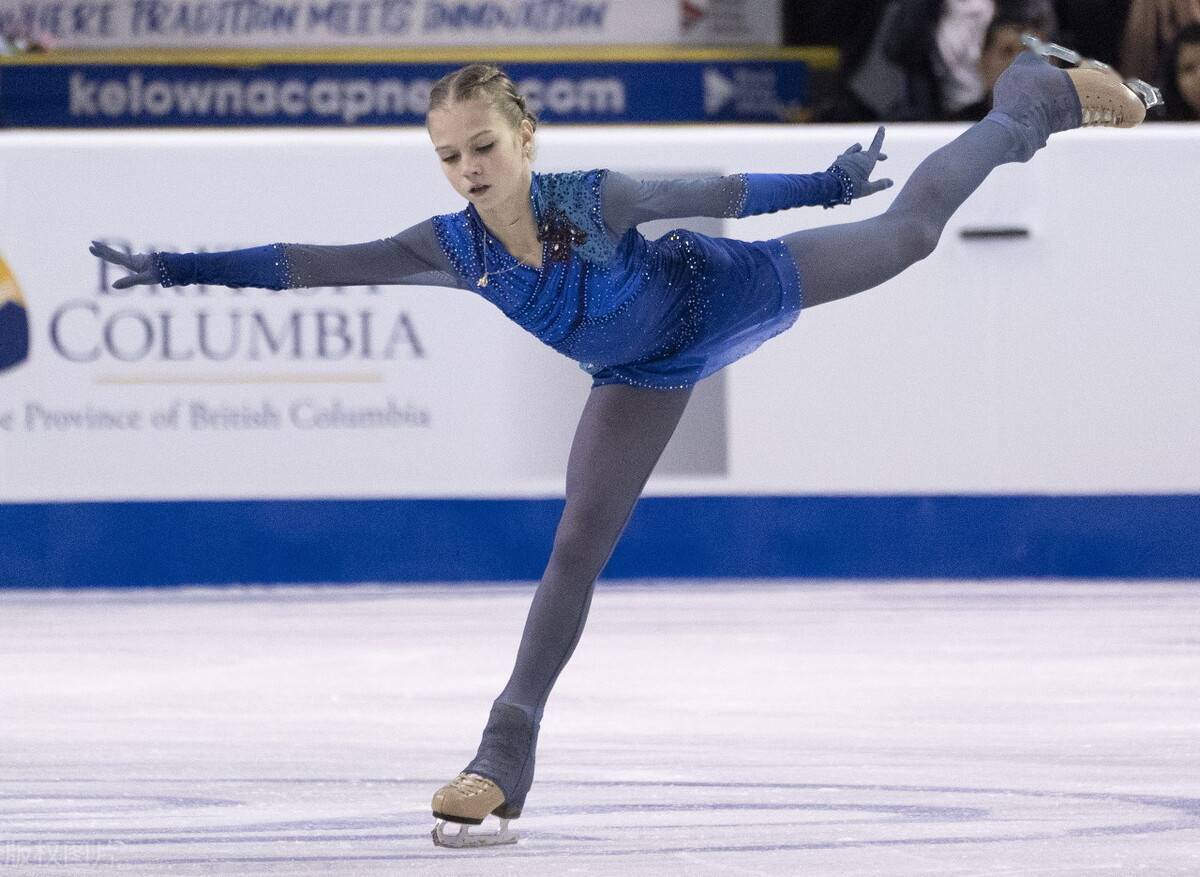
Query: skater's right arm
89 220 462 291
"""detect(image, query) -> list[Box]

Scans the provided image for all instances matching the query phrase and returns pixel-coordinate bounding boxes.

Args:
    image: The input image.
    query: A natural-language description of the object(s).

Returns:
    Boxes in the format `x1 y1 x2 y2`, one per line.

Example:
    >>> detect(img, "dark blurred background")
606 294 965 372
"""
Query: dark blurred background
784 0 1199 121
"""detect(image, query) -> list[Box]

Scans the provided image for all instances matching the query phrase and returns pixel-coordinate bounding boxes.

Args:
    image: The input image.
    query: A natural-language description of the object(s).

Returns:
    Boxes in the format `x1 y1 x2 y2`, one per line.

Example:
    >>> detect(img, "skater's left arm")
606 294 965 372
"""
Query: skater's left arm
601 126 894 235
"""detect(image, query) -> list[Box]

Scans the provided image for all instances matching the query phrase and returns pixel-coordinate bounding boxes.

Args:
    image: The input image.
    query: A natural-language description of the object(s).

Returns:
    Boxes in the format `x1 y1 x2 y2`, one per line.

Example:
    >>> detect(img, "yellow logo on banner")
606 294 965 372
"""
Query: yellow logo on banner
0 252 30 373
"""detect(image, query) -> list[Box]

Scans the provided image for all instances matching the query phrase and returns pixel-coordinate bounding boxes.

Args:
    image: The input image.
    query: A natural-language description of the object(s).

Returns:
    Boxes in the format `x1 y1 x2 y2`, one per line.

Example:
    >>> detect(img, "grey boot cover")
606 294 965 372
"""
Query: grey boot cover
464 702 540 818
987 51 1083 162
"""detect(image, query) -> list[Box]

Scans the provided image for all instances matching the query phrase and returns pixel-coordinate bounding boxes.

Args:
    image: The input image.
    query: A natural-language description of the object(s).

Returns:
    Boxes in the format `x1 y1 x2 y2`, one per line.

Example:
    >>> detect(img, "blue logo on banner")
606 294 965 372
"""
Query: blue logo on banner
0 60 810 127
0 255 30 374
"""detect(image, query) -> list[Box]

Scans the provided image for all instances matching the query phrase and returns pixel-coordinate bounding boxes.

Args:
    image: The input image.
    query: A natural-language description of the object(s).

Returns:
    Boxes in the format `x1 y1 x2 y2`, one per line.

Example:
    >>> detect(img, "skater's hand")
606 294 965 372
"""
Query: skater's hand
89 241 157 289
832 126 894 200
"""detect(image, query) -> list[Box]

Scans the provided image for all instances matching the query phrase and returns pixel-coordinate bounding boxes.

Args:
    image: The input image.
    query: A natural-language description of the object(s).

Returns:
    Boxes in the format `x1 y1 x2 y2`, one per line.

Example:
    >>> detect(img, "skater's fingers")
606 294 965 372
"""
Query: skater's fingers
110 270 155 290
878 152 888 161
867 125 887 159
89 241 135 270
89 241 124 266
864 178 894 196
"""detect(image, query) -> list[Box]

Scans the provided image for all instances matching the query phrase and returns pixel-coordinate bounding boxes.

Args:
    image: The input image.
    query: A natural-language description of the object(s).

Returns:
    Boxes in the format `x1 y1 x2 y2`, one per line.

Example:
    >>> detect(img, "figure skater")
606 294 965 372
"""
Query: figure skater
90 45 1159 849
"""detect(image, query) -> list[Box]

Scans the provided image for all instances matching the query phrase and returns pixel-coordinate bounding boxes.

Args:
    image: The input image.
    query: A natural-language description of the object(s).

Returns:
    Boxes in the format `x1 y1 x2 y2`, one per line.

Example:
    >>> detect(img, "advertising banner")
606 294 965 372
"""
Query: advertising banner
0 129 748 503
5 124 1200 504
0 135 578 502
2 127 1199 583
0 0 782 48
0 54 815 126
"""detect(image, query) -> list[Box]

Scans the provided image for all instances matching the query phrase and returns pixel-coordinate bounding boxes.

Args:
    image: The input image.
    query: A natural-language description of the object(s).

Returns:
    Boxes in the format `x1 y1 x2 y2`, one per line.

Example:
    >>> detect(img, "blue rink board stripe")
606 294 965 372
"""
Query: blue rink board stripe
1 495 1198 588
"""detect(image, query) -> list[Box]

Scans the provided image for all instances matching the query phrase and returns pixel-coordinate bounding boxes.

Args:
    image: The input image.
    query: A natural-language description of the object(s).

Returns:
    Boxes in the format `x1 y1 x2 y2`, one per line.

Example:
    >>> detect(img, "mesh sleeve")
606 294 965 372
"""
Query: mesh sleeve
600 170 747 236
284 220 460 289
599 169 848 237
154 220 461 290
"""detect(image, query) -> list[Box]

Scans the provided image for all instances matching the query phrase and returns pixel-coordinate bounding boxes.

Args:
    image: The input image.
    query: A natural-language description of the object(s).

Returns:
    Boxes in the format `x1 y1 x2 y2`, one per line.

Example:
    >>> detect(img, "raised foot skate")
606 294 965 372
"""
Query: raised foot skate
431 771 519 848
1021 33 1163 125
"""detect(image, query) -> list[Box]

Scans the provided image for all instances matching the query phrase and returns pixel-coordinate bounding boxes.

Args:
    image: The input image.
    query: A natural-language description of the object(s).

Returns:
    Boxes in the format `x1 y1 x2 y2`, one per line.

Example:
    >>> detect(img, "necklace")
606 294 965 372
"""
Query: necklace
476 230 528 288
473 204 542 288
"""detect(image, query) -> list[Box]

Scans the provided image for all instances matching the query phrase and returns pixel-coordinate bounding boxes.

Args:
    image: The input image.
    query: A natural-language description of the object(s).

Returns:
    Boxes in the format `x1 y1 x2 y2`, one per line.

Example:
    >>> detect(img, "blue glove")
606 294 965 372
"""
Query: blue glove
831 125 894 202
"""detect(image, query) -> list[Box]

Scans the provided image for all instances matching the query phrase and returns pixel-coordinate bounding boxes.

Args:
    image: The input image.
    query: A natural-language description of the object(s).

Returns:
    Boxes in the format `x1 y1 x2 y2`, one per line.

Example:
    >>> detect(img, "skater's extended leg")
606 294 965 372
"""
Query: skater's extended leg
784 49 1140 309
433 383 692 835
783 119 1019 308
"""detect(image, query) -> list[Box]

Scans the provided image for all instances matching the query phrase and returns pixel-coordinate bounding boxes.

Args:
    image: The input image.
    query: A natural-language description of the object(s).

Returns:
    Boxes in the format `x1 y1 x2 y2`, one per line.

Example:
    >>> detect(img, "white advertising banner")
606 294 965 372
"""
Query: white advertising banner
0 130 608 501
2 126 1199 505
0 0 782 48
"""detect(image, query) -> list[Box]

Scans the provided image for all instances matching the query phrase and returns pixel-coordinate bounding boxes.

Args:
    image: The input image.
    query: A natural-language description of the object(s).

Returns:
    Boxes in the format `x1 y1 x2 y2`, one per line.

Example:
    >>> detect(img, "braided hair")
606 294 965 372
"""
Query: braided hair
427 64 538 133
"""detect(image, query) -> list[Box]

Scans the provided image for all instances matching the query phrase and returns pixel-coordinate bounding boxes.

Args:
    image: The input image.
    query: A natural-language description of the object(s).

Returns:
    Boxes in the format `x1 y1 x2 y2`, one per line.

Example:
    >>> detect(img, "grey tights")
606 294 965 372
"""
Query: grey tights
494 382 694 724
784 116 1017 307
466 115 1023 810
464 383 692 813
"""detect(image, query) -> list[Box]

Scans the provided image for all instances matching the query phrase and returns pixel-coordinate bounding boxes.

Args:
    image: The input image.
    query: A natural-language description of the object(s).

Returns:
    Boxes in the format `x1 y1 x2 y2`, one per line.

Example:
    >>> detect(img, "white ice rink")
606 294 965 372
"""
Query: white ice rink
2 581 1198 875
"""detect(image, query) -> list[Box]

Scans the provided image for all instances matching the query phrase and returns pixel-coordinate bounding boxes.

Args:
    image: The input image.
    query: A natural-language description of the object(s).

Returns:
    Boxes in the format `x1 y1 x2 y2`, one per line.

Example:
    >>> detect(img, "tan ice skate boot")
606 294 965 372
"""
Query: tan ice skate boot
988 40 1163 162
1021 33 1163 127
430 772 517 848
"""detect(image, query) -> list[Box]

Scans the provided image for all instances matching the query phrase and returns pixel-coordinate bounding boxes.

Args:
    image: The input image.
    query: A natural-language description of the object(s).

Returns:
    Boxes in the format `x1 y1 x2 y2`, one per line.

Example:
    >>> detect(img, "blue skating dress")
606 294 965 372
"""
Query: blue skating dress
153 167 851 389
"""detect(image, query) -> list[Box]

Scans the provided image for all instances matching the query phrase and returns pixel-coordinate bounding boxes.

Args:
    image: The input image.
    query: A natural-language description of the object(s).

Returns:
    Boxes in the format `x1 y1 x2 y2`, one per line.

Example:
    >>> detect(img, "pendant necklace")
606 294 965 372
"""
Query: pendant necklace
474 209 540 289
476 231 525 288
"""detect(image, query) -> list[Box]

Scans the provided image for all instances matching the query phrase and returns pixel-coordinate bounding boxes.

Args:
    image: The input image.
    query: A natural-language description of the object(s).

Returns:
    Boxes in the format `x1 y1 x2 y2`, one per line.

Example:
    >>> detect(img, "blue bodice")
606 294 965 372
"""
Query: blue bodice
431 170 803 389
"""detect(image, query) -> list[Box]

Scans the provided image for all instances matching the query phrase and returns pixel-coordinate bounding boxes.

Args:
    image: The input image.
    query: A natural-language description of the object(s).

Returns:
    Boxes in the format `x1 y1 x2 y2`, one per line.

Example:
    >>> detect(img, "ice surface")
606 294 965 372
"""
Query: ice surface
1 581 1198 875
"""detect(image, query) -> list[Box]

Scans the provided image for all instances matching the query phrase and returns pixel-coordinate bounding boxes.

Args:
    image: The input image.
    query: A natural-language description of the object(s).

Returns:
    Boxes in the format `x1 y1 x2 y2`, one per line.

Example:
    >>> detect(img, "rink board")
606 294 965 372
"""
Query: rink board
1 126 1198 585
2 495 1199 586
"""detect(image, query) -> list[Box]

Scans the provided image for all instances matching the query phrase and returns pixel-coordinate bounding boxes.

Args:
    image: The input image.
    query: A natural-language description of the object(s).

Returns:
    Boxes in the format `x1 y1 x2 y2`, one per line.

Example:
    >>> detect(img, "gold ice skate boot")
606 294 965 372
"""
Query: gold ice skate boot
1022 33 1163 127
430 772 517 848
1065 68 1148 127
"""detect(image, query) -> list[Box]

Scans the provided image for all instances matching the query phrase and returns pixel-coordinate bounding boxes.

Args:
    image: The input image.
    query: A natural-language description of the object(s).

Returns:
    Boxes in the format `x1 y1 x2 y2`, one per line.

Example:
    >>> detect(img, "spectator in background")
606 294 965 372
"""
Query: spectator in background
817 0 898 121
1156 22 1200 118
946 15 1055 120
832 0 1057 122
889 0 1060 119
1054 0 1132 67
1120 0 1200 84
885 0 999 120
1057 0 1199 83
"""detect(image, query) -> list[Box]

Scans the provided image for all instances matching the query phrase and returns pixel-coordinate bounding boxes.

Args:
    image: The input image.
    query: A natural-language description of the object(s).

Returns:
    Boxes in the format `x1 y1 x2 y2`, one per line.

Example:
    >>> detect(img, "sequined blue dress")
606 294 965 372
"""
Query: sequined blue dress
153 167 850 389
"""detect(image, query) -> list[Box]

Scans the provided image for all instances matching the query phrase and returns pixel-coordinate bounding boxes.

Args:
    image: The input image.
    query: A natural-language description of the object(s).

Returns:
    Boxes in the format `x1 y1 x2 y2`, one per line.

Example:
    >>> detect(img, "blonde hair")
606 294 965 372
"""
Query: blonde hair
427 64 538 132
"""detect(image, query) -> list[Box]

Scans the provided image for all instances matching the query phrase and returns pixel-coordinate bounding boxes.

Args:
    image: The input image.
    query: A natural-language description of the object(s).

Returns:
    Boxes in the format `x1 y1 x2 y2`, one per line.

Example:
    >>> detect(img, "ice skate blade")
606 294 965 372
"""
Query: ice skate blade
432 817 518 848
1021 33 1116 72
1021 34 1080 65
1021 32 1164 112
1125 79 1164 111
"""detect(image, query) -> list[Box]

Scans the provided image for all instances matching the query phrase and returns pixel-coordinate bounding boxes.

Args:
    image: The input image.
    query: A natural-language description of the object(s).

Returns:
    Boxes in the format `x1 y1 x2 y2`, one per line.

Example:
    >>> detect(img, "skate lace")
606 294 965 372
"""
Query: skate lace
449 772 497 799
1082 107 1118 127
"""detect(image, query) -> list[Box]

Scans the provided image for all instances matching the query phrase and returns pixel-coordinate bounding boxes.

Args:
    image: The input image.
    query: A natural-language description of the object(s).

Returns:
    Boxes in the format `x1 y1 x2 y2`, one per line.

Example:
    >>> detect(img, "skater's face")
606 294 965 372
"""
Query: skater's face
427 97 535 210
1176 41 1200 117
